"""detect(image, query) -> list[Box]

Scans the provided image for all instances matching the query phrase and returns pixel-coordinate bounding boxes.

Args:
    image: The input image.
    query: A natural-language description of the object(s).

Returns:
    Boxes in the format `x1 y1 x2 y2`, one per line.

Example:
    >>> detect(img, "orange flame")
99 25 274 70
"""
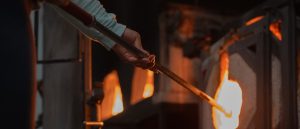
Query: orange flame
142 70 154 98
112 85 124 115
269 20 282 41
212 53 243 129
245 16 264 26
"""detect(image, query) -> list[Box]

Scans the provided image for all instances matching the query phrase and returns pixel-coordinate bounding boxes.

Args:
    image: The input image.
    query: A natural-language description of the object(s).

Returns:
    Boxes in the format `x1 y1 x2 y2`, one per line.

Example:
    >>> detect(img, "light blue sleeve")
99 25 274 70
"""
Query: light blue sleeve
50 0 126 50
71 0 126 36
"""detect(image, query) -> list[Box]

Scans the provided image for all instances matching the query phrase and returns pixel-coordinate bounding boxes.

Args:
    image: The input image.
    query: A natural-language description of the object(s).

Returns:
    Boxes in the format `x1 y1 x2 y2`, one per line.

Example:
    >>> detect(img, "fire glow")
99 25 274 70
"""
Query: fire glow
212 53 243 129
269 20 282 41
142 70 154 98
245 16 264 26
112 85 124 116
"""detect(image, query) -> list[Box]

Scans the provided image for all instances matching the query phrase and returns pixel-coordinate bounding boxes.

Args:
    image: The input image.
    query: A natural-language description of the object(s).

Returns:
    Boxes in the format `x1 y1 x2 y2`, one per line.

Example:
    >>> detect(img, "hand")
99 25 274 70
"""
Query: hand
112 28 155 69
45 0 70 6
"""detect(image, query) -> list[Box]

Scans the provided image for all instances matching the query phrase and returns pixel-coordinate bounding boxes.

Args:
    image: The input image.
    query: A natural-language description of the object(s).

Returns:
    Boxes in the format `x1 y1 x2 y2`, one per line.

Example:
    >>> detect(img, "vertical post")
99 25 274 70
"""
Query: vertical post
287 0 298 127
81 33 93 129
256 14 272 129
280 0 298 128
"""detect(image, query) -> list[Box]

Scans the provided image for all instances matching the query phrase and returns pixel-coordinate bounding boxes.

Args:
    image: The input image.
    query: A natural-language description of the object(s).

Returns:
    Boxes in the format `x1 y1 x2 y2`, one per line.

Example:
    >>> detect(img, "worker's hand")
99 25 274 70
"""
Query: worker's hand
45 0 70 6
112 28 155 69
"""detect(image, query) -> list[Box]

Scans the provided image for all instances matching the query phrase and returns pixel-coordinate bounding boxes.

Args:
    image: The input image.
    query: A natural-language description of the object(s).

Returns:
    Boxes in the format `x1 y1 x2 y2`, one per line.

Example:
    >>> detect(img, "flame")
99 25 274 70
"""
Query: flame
245 16 264 26
269 20 282 41
212 53 243 129
112 85 124 115
142 70 154 98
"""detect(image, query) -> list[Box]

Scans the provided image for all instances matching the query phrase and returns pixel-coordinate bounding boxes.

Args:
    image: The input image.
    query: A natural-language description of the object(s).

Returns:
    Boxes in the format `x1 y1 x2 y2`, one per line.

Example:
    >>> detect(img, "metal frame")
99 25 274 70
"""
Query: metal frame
278 0 298 127
228 2 299 128
228 15 272 129
256 12 272 129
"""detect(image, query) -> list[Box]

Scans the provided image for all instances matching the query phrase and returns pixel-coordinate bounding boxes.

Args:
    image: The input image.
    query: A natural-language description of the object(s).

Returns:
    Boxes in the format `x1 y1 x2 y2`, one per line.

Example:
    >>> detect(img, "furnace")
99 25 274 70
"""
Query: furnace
40 0 299 129
200 2 299 129
101 1 299 129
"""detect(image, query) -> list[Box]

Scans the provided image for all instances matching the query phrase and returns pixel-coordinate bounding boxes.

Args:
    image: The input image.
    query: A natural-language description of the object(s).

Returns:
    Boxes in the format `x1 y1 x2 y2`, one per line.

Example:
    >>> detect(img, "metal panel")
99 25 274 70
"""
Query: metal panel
43 4 84 129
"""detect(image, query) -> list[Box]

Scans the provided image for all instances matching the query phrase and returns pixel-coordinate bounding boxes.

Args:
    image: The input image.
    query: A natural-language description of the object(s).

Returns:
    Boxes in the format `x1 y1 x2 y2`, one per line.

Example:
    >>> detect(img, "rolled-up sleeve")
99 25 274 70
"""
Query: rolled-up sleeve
50 0 126 50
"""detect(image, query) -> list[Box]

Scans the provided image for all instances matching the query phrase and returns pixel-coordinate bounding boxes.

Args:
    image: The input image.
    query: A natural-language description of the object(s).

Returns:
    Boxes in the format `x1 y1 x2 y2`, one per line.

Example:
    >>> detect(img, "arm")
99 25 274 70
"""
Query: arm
50 0 125 50
48 0 155 68
71 0 126 49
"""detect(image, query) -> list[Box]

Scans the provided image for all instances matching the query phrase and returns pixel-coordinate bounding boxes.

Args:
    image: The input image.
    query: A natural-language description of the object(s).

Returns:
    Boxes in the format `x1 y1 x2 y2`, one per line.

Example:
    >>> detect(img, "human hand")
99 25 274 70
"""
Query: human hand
112 28 155 69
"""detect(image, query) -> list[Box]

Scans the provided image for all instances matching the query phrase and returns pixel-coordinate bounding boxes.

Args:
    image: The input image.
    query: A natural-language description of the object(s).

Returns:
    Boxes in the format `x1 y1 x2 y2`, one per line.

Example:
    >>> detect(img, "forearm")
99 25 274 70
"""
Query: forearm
46 0 154 69
71 0 126 36
49 0 126 50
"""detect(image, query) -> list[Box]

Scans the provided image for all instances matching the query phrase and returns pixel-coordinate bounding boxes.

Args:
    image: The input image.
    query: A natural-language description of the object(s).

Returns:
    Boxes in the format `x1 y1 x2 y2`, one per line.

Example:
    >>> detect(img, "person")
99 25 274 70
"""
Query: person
49 0 155 68
0 0 153 129
49 0 156 109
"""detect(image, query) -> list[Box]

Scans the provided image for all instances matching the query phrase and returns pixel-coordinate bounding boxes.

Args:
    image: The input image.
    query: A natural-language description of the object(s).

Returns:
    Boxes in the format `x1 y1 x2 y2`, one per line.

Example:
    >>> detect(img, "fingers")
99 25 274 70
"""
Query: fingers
113 44 156 70
148 55 156 63
114 45 145 66
116 28 156 69
122 52 155 69
131 57 150 69
133 55 156 69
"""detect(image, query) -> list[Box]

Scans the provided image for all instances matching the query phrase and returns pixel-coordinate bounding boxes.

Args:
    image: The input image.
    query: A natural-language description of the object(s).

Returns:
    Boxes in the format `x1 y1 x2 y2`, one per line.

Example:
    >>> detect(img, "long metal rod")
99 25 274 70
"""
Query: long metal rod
155 63 231 117
59 2 231 117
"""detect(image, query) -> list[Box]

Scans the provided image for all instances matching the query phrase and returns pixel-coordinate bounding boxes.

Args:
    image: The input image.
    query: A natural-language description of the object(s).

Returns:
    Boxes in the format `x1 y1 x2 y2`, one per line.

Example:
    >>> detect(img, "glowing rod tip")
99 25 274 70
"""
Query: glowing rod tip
224 110 233 118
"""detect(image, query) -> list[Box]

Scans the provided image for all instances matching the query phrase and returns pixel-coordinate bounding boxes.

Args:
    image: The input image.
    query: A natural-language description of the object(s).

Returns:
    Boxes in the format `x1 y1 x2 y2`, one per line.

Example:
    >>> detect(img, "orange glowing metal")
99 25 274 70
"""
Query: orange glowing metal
143 70 154 98
245 16 264 26
112 85 124 115
212 53 243 129
269 20 282 41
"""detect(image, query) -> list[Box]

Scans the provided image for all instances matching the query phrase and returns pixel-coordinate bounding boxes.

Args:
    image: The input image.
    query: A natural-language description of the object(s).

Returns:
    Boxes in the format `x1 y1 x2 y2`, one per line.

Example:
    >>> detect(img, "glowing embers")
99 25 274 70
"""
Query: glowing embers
142 70 155 98
112 85 124 115
246 15 282 41
245 16 264 26
212 53 243 129
269 20 283 41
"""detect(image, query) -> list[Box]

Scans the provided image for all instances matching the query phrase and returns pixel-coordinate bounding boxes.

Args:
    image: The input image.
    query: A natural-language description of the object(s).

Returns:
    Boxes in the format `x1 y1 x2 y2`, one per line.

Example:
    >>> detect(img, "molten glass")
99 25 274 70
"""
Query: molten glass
112 85 124 115
212 53 243 129
143 70 155 98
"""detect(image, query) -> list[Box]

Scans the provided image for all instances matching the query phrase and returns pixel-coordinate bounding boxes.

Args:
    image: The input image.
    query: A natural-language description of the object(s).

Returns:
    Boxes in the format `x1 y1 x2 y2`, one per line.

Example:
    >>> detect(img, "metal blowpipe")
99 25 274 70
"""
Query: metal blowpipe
59 2 232 118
